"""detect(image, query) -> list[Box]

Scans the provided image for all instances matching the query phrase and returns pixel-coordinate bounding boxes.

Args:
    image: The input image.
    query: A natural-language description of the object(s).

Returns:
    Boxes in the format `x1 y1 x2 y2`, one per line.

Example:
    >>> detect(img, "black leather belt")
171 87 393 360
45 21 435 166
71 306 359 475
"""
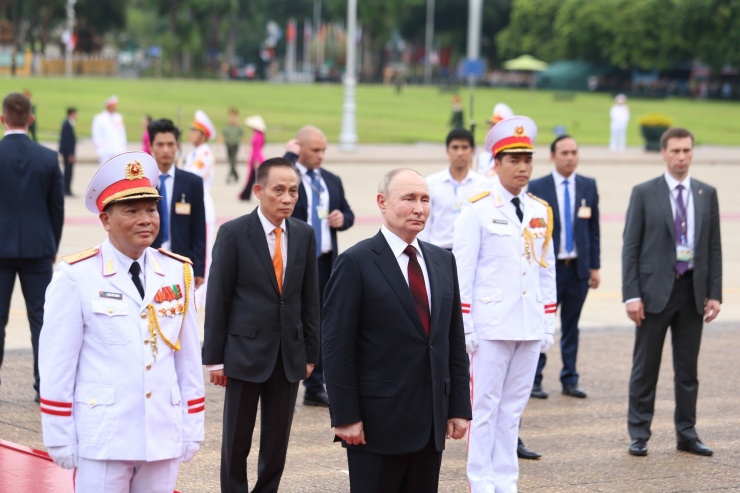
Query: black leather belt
557 258 577 266
676 269 693 280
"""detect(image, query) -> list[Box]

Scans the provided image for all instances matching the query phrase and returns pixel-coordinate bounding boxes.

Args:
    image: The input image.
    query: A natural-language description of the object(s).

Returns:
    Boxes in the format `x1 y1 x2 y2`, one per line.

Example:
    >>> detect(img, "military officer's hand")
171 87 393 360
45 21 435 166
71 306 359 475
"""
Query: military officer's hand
626 300 645 327
328 210 345 229
48 445 77 470
180 441 201 463
704 299 721 323
306 363 315 378
285 138 301 154
465 332 479 354
589 269 600 289
540 334 554 353
194 276 205 289
446 418 469 440
335 421 366 445
210 369 228 387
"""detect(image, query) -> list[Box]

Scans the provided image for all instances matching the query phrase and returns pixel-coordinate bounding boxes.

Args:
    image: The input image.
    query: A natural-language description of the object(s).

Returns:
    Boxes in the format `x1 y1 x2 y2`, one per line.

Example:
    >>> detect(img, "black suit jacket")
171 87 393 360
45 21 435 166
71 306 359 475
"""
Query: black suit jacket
203 208 320 383
151 168 207 277
58 119 76 158
0 133 64 258
322 232 471 455
622 176 722 314
528 173 601 280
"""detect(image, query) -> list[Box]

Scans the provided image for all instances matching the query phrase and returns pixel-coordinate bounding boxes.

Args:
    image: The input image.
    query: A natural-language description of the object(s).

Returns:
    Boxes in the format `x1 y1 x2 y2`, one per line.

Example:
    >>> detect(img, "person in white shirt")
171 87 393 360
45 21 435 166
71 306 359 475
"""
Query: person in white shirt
609 94 630 152
91 95 127 165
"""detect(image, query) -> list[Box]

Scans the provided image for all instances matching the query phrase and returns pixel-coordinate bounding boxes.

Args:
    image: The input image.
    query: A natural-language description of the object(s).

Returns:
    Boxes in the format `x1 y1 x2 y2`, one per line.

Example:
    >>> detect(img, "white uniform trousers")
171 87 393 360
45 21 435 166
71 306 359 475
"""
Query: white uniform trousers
467 339 540 493
610 125 627 152
75 457 180 493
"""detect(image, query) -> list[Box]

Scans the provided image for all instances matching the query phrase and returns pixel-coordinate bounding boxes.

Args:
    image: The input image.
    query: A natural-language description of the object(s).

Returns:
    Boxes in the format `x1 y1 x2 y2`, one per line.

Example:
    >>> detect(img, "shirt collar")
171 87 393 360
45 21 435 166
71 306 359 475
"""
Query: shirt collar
664 170 691 191
257 206 287 235
3 129 27 136
106 238 147 272
494 177 525 203
381 225 424 260
296 162 320 177
444 167 472 184
552 169 576 185
160 164 176 179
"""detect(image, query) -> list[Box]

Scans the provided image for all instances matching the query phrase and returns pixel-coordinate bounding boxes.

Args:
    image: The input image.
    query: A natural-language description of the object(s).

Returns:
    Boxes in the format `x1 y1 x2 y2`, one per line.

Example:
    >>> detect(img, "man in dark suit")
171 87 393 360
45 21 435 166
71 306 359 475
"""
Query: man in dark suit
0 92 64 399
528 135 600 399
58 107 77 196
285 125 354 406
203 157 320 493
148 119 207 286
322 168 471 493
623 127 721 458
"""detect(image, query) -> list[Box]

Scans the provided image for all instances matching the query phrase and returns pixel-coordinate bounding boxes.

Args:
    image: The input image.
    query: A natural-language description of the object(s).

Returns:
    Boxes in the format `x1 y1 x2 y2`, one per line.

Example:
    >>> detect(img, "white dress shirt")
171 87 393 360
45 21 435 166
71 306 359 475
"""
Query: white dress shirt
296 163 332 255
419 168 491 249
552 170 578 259
158 165 176 251
381 225 432 309
3 129 27 136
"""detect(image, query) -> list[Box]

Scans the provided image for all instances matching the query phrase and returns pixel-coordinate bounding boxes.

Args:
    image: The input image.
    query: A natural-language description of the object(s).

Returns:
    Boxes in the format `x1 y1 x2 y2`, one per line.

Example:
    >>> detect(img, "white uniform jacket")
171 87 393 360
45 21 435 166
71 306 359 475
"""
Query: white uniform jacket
453 176 557 341
91 111 127 161
39 240 205 461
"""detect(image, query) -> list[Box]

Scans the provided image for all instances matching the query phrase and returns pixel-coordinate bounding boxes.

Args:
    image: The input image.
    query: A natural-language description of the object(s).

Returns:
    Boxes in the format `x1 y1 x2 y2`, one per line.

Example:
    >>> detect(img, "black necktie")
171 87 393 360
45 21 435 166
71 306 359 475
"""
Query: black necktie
129 261 145 299
511 197 524 222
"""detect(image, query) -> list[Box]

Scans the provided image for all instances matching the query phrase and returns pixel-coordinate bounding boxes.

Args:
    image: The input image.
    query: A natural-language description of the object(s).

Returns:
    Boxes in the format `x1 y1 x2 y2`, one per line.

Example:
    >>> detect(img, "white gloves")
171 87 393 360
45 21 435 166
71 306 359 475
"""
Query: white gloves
540 334 554 353
180 441 201 463
48 445 77 470
465 332 479 354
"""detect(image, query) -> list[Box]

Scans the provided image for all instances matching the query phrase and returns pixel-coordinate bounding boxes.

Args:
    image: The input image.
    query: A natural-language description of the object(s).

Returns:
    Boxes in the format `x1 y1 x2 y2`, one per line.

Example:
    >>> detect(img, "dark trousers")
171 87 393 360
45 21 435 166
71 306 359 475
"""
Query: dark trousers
535 260 589 386
0 257 53 392
628 276 703 442
226 144 239 182
63 156 74 195
221 353 299 493
239 166 257 201
346 435 442 493
303 252 333 394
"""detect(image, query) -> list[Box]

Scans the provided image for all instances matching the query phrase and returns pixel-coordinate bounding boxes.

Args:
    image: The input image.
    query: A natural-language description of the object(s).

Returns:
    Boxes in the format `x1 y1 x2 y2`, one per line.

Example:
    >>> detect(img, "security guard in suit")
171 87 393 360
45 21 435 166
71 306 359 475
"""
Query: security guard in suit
454 116 557 493
39 152 205 493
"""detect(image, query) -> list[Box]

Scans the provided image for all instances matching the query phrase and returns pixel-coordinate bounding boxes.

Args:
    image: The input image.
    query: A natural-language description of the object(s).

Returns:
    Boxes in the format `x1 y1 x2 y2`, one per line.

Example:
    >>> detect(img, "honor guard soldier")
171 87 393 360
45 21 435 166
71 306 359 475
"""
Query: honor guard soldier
454 116 557 493
39 151 205 492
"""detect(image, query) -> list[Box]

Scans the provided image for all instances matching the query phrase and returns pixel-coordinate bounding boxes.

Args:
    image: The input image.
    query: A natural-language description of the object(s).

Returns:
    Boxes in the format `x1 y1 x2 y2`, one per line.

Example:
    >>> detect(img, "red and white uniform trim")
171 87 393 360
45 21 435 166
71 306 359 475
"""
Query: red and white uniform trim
39 398 73 417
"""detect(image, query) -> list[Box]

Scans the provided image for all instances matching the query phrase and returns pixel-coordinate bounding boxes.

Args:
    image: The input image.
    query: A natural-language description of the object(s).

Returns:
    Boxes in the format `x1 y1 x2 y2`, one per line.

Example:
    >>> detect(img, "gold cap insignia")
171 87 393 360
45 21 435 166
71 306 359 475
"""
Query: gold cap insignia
125 161 144 181
514 126 526 137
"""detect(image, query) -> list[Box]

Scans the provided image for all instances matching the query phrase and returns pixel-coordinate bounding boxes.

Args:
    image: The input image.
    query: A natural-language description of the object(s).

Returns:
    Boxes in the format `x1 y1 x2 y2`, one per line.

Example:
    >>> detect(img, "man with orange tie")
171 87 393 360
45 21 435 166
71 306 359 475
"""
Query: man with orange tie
203 157 320 492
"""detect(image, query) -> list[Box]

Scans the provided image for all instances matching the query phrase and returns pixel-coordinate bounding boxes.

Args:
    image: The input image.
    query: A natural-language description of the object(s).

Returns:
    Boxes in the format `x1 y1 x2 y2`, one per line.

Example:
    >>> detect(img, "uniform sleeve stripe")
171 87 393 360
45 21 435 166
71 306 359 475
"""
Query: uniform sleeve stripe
544 303 557 308
39 398 72 408
40 407 73 417
187 397 205 406
188 405 205 414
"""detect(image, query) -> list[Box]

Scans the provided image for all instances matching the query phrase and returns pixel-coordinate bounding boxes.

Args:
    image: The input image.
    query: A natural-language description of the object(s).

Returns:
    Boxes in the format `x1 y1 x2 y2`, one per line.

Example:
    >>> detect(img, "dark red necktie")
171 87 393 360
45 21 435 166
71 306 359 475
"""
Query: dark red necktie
404 245 430 335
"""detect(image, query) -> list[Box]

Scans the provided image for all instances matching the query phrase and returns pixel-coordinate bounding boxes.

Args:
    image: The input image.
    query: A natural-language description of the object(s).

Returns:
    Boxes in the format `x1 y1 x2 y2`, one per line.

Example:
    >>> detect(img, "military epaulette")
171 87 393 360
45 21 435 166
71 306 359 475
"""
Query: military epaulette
62 247 99 265
158 248 193 265
527 192 551 209
468 191 491 203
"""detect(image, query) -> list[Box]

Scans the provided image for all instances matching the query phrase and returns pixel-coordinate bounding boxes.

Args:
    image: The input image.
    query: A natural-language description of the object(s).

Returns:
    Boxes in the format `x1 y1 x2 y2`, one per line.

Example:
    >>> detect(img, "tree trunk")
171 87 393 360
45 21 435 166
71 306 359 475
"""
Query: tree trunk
169 0 180 75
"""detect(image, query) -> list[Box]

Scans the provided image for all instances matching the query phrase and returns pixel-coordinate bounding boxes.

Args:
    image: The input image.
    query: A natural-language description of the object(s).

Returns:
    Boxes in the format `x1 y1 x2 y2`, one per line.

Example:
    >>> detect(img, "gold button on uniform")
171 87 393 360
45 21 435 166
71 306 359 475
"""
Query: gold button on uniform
144 339 150 345
146 392 152 398
140 312 147 319
108 309 114 315
88 399 96 407
146 364 152 371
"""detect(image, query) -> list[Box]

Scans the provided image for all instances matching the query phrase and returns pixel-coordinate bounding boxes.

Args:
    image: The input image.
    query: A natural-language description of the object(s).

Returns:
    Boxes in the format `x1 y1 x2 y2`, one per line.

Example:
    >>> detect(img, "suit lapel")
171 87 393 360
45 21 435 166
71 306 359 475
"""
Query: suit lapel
324 171 339 211
546 176 562 253
419 242 442 338
282 219 299 293
691 181 704 242
655 177 676 242
246 210 281 296
371 233 428 338
170 169 184 216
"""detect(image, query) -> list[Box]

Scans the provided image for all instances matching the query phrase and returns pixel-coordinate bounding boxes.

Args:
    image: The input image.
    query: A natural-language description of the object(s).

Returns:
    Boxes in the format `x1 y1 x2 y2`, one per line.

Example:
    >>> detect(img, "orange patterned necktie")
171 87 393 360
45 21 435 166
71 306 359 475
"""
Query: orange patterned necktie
273 227 283 294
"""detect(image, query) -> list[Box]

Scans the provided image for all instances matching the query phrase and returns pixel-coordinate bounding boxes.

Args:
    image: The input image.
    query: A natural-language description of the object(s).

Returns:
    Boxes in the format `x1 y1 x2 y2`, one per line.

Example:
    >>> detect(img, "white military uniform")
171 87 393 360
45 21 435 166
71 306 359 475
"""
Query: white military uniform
455 176 556 493
39 240 205 492
92 110 127 164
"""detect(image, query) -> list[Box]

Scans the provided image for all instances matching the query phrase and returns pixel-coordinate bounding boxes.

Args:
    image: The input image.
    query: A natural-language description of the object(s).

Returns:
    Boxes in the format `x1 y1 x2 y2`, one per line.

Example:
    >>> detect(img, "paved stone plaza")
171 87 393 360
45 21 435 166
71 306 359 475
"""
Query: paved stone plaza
1 141 739 491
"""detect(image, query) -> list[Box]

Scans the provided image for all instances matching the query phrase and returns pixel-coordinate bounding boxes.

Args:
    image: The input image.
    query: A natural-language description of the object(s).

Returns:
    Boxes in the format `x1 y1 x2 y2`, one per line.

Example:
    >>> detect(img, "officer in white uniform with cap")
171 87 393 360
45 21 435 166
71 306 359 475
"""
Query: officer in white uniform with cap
39 151 205 492
476 102 514 177
454 116 557 493
91 95 127 165
183 110 216 307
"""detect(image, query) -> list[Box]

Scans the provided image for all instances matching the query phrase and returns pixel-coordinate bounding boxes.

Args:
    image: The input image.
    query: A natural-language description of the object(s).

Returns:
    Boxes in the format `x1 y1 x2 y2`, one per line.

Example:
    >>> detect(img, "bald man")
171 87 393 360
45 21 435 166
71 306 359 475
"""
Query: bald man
284 126 355 406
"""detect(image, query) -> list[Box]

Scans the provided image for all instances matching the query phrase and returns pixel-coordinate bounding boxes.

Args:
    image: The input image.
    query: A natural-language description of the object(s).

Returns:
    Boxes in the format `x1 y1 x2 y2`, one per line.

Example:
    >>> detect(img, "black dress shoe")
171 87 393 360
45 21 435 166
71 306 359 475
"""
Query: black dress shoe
530 383 548 399
303 390 330 407
517 442 541 460
562 385 587 398
34 392 40 404
629 438 648 456
677 438 713 456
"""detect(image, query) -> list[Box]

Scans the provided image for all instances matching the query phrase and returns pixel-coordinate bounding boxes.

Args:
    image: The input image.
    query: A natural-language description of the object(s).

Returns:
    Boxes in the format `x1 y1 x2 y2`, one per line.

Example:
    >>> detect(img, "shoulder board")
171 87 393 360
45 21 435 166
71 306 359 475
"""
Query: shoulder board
158 248 193 265
467 191 491 203
62 247 99 265
527 193 551 208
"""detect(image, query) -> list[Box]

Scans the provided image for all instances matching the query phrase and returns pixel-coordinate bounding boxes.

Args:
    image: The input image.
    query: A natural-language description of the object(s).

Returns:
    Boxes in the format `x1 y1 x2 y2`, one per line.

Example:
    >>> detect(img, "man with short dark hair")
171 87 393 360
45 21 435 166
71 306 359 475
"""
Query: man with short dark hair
623 127 721 457
528 135 600 399
59 107 77 196
148 118 207 287
0 92 64 400
203 157 320 492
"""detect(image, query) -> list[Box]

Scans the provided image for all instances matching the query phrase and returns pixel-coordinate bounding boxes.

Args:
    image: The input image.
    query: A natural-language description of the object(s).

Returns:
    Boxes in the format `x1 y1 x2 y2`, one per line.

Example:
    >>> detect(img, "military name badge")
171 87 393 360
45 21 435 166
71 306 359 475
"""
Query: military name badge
99 291 123 300
577 199 592 219
175 195 191 215
493 219 508 225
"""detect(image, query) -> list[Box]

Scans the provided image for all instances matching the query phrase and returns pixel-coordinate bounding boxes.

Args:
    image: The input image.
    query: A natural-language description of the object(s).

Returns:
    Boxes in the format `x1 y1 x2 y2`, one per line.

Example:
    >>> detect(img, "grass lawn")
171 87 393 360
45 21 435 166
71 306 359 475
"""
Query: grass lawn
3 77 739 146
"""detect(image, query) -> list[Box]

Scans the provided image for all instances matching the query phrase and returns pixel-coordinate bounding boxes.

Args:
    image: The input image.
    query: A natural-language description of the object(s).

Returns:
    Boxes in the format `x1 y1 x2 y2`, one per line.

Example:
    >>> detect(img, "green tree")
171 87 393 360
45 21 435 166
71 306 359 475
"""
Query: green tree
496 0 560 62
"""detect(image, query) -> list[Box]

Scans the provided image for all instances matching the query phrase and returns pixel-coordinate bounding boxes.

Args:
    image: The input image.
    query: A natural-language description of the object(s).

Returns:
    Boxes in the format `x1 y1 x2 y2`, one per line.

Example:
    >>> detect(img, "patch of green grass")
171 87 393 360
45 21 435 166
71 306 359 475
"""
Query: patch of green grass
5 77 740 146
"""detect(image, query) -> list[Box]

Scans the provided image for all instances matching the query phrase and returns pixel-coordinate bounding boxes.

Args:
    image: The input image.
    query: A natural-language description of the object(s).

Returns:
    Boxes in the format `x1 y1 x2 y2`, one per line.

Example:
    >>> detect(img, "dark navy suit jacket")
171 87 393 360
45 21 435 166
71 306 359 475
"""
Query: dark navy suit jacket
528 173 600 280
0 133 64 258
151 168 207 278
58 119 76 158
